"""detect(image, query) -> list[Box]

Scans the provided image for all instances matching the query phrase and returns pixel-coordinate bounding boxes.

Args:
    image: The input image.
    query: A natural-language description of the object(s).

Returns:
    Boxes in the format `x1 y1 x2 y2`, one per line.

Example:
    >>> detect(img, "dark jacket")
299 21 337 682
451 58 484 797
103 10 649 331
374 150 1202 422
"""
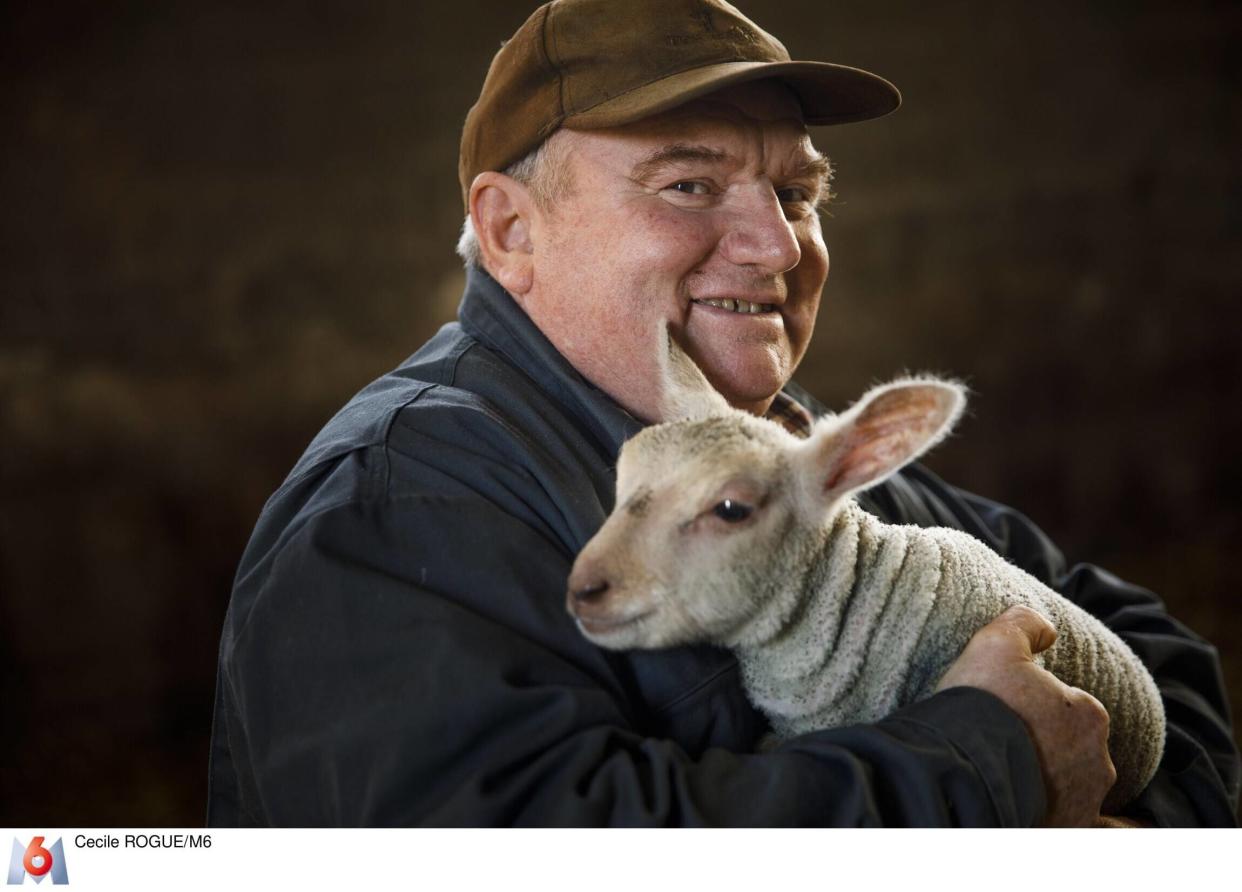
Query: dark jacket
208 266 1239 826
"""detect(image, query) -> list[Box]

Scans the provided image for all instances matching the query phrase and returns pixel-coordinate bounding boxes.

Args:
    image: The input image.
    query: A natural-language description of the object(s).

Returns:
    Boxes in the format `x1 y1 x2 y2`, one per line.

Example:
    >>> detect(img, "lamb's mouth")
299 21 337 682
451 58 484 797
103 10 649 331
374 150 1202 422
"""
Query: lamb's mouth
692 298 777 315
576 611 653 636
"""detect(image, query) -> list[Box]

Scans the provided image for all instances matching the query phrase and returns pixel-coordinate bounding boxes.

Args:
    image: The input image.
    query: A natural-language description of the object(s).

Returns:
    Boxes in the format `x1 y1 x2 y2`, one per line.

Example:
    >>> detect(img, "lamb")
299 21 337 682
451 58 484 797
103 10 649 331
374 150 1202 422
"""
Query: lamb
566 333 1165 812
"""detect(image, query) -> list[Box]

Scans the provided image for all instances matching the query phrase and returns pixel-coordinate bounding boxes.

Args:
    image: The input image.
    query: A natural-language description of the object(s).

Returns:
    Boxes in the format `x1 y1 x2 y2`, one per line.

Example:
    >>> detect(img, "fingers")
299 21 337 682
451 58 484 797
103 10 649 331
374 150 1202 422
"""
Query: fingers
1040 687 1117 826
1071 688 1115 771
1077 688 1115 769
934 605 1058 693
991 604 1058 655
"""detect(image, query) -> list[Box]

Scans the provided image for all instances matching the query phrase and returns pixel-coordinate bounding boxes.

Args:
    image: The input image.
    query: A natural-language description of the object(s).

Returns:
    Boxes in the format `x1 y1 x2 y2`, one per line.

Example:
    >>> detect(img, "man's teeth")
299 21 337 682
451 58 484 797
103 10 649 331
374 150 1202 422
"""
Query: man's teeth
693 298 775 314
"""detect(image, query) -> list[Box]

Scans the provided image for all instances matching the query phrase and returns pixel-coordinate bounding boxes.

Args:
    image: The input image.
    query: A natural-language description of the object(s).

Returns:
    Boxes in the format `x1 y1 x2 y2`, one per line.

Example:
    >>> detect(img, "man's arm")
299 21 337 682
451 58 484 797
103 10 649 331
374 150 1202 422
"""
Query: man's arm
886 464 1241 826
212 492 1050 826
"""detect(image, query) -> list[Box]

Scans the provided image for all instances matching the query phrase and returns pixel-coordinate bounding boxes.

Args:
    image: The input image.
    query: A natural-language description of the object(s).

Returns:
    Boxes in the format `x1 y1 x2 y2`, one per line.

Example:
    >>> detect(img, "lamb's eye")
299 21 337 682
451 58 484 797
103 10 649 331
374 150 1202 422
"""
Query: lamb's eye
712 499 753 523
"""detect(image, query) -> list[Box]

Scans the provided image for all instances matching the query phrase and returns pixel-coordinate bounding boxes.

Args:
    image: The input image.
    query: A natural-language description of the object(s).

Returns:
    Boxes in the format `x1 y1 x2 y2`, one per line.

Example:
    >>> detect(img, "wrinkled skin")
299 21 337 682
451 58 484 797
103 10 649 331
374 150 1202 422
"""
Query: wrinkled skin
478 79 832 422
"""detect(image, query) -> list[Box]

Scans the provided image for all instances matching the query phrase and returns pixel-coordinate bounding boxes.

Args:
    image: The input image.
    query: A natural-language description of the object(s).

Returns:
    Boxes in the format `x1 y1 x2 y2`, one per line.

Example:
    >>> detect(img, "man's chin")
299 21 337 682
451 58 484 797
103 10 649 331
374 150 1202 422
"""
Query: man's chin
682 329 791 410
703 365 788 414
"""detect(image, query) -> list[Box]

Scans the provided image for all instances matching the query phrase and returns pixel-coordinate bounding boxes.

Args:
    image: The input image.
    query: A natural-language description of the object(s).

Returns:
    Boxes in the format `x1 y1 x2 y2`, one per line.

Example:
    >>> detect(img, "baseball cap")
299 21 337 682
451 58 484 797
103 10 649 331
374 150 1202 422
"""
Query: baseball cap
458 0 900 209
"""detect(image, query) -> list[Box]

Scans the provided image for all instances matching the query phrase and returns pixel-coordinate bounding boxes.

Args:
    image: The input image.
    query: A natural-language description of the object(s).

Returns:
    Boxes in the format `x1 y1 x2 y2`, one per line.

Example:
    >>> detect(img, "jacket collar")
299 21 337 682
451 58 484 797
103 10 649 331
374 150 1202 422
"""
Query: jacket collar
457 265 645 457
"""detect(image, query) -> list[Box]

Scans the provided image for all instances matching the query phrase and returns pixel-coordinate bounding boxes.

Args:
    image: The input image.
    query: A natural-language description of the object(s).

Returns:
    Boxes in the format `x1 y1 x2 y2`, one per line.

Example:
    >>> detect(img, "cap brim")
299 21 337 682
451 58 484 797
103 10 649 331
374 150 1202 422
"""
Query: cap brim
564 60 901 130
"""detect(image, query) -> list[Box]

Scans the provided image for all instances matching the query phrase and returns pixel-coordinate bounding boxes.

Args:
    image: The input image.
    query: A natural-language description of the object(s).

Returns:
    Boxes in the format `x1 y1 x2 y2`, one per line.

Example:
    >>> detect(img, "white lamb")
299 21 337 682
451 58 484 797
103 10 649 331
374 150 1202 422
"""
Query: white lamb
567 334 1165 812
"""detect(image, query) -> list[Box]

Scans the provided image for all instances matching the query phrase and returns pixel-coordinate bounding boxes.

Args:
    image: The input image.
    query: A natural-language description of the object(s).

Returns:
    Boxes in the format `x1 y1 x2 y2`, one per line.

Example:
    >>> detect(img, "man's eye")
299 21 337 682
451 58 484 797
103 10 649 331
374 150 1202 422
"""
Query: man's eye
669 181 710 195
777 186 811 203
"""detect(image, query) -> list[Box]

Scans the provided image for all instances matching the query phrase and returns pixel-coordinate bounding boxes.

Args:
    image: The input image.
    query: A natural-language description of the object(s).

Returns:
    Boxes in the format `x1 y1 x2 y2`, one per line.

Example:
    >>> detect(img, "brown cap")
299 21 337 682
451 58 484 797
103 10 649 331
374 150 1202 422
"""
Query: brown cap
458 0 900 209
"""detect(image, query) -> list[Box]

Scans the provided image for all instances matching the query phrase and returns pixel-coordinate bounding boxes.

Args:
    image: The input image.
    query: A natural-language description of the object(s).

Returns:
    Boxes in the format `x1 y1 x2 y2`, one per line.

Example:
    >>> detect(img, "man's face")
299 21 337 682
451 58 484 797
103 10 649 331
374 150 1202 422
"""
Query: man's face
519 80 831 421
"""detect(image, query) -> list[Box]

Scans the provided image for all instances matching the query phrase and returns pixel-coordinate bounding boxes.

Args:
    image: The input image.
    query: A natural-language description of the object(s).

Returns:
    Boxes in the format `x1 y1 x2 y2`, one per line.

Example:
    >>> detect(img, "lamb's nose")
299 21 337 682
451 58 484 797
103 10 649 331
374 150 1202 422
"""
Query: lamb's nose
571 579 610 605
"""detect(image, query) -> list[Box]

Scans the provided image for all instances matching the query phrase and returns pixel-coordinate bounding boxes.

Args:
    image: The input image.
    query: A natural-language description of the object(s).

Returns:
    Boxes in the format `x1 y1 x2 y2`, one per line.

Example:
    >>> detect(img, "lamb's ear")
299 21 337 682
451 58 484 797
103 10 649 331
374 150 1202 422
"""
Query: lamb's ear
801 377 967 504
657 327 732 421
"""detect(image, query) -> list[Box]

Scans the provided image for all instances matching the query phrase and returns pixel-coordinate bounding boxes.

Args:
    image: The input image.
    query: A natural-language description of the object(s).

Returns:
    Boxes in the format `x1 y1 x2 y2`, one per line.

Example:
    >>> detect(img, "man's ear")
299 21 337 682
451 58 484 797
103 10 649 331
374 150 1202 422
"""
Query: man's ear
657 325 733 422
799 377 967 506
469 171 536 297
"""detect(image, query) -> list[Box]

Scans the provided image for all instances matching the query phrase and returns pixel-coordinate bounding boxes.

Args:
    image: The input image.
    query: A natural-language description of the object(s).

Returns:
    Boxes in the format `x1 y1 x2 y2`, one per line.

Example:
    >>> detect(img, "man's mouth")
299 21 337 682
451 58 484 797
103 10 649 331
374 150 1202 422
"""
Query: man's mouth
692 298 777 315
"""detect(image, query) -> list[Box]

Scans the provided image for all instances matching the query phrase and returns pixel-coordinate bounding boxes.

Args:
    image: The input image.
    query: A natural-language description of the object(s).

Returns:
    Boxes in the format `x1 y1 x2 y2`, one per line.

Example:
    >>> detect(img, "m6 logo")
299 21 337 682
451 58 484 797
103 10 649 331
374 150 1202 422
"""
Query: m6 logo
6 838 68 885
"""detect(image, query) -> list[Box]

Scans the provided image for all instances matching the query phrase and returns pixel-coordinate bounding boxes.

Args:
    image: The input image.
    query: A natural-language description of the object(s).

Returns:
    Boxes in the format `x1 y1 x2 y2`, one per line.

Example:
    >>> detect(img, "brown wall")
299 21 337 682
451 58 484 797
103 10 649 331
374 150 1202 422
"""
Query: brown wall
2 0 1239 824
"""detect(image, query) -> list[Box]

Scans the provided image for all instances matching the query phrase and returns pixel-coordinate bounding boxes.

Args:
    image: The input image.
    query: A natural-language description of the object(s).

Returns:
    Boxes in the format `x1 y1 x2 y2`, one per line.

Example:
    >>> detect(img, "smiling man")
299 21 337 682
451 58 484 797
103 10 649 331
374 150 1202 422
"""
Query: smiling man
473 82 827 421
207 0 1239 826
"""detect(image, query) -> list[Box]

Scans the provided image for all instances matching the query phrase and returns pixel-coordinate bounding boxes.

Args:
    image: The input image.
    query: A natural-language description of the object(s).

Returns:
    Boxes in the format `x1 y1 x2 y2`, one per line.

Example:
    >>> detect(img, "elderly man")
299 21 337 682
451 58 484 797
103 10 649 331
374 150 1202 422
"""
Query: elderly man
207 0 1238 826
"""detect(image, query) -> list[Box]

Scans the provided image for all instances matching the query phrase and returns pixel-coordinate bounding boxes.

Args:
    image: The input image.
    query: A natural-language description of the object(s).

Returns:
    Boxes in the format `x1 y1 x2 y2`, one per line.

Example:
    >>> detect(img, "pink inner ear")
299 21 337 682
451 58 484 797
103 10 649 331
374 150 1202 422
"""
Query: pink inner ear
823 434 909 494
822 385 955 495
856 387 949 439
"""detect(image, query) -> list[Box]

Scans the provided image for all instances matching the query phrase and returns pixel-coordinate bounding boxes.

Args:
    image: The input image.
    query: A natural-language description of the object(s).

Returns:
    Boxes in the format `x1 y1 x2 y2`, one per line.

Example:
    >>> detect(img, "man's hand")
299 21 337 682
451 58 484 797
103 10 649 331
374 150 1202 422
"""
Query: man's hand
936 605 1117 827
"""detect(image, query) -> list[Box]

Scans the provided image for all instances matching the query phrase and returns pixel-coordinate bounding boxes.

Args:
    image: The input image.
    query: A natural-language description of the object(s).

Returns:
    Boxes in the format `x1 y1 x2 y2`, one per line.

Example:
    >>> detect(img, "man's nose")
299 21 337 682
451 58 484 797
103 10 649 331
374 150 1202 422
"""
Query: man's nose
719 187 802 274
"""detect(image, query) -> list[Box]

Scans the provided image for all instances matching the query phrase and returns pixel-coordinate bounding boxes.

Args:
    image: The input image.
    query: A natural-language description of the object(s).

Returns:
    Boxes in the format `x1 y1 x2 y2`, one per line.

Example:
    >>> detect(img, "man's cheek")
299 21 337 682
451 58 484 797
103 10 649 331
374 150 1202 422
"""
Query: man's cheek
630 209 717 266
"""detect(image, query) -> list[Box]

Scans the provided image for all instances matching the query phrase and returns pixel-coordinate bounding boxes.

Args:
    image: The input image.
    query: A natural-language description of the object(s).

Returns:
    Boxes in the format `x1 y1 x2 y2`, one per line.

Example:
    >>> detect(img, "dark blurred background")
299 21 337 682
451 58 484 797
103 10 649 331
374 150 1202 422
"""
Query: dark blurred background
2 0 1239 825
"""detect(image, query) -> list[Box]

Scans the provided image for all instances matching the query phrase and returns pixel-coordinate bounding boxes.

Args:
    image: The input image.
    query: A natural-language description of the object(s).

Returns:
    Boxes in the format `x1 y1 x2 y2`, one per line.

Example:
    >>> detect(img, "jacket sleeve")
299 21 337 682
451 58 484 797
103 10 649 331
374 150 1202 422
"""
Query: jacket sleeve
885 464 1241 826
215 491 1048 826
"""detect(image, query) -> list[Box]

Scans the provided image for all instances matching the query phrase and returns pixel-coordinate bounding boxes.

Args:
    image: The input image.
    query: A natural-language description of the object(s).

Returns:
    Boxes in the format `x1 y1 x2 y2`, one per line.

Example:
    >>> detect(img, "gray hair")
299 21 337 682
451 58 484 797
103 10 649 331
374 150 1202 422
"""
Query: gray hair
456 134 572 268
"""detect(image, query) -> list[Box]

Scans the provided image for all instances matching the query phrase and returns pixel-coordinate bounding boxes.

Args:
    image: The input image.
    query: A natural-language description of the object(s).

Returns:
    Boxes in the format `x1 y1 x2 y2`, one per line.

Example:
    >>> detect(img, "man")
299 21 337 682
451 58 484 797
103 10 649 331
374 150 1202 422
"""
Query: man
207 0 1239 826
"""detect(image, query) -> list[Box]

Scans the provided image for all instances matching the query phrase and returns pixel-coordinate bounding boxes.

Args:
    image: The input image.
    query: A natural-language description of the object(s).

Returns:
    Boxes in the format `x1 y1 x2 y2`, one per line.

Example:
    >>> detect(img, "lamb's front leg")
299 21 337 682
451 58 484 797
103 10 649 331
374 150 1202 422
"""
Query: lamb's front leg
934 603 1126 826
920 526 1165 811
